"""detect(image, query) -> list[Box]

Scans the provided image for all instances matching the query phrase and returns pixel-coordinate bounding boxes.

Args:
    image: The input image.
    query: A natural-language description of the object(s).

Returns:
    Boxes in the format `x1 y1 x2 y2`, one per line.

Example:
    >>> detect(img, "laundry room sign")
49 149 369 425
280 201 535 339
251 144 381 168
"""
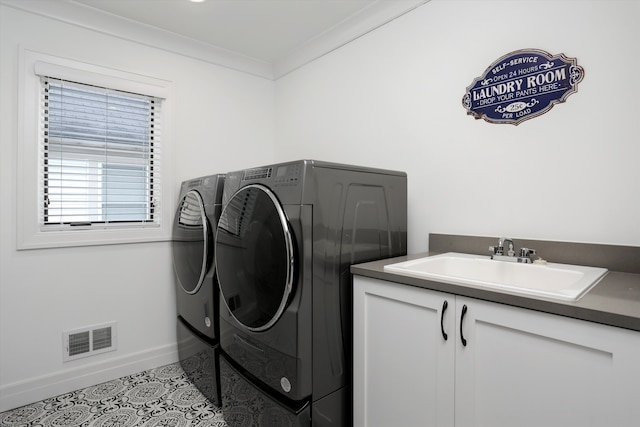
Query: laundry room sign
462 49 584 125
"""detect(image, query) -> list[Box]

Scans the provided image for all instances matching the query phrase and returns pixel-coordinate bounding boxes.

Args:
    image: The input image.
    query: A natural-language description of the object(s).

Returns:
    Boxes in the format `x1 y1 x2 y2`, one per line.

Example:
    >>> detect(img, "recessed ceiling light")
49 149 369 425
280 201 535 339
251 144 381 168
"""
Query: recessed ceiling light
189 0 206 3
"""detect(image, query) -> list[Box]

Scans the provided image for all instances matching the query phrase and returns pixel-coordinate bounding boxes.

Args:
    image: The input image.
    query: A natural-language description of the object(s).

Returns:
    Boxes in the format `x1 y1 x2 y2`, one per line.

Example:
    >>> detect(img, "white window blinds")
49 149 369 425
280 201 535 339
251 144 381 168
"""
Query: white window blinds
40 77 162 228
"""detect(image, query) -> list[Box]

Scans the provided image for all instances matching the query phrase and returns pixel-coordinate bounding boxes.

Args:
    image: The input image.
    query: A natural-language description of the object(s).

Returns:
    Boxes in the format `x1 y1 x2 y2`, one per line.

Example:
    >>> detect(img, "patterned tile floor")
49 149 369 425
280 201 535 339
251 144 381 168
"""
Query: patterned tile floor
0 362 227 427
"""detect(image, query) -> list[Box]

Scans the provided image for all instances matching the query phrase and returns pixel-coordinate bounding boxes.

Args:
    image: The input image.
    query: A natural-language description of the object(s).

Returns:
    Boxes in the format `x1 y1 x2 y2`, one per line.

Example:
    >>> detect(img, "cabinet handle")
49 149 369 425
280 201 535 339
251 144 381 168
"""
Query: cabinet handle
440 300 448 341
460 304 468 346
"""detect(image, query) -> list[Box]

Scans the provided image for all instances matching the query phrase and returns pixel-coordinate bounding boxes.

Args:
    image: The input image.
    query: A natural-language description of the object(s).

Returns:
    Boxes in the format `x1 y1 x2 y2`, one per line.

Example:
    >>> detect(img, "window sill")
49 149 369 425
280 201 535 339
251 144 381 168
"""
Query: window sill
18 224 171 250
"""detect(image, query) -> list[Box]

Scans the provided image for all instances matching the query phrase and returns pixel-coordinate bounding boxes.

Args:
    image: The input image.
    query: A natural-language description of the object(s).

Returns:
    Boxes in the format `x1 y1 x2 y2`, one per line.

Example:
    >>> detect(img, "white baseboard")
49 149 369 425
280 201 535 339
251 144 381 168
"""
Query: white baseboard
0 344 179 413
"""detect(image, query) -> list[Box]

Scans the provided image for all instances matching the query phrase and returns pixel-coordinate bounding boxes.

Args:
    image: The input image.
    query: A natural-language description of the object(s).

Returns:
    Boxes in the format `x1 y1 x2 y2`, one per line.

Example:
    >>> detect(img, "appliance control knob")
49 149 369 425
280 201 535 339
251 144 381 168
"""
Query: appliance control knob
280 377 291 393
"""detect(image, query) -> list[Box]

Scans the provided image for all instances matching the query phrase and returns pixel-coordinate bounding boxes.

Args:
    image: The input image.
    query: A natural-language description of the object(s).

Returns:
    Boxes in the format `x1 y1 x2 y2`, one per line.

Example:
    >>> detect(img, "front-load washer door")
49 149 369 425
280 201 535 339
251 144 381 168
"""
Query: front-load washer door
215 184 295 332
173 190 210 294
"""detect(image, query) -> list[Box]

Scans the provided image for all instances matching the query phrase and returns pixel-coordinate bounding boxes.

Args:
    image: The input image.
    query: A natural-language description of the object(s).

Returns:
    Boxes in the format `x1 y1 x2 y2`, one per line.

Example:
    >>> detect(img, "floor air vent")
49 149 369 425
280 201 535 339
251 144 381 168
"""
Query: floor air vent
63 322 117 361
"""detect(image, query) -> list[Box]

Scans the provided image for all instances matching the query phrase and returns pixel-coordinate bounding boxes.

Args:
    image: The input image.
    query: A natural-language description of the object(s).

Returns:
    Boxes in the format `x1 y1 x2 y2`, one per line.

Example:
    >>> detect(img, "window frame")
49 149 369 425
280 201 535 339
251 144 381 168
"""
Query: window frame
17 48 174 250
41 77 159 227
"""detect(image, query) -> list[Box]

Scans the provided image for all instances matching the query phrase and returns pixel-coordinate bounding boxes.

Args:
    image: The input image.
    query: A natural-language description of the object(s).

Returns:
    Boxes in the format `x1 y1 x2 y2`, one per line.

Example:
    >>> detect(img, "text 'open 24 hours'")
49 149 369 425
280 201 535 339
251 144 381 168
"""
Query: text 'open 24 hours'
462 49 584 125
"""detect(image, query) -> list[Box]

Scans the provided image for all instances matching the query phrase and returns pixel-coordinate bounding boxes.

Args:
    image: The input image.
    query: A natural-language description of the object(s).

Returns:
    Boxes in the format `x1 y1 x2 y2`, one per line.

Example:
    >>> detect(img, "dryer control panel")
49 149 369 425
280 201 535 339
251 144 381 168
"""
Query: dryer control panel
273 163 302 187
242 164 302 188
242 167 272 181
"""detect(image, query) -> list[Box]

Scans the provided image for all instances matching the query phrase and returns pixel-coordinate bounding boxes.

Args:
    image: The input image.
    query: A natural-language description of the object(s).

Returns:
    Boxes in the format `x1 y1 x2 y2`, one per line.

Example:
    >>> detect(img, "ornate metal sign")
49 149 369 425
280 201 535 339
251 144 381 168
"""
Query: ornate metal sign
462 49 584 125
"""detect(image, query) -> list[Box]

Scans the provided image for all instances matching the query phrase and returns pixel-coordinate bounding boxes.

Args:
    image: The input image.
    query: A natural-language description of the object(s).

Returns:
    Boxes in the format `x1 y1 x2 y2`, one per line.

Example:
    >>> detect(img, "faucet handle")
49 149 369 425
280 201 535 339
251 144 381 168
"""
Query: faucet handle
489 245 502 255
519 248 536 258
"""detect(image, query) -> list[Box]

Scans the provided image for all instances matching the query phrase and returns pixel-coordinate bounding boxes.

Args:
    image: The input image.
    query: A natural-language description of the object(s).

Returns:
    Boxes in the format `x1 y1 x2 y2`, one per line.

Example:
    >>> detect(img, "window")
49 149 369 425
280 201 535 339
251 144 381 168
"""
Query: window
18 49 173 249
41 78 159 228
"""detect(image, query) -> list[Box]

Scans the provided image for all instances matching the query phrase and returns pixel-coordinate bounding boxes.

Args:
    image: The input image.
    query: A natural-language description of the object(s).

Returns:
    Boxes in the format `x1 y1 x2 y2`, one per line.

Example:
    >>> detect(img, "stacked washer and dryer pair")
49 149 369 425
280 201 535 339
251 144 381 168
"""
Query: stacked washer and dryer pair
172 160 407 426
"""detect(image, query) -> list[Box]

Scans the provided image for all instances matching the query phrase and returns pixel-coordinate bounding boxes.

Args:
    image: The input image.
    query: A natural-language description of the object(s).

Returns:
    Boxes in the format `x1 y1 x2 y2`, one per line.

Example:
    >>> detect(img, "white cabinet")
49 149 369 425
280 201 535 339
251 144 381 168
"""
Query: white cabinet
353 276 640 427
352 276 455 427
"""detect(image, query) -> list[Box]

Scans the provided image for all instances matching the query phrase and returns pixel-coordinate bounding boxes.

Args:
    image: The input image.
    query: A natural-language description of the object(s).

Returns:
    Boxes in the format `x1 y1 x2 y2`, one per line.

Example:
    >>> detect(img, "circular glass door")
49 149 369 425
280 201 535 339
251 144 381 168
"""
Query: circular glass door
215 184 295 332
172 190 210 294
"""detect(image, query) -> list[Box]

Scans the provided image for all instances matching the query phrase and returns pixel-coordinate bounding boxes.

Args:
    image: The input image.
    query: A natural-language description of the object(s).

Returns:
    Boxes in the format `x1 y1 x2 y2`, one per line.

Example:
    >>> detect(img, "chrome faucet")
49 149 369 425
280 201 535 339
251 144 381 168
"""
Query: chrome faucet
489 237 536 263
500 237 515 257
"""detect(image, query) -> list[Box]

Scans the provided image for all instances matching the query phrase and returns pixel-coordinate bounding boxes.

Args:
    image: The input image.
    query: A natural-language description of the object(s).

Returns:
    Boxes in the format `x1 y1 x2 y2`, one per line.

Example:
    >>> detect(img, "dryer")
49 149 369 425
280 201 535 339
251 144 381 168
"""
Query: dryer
172 174 224 407
214 160 407 426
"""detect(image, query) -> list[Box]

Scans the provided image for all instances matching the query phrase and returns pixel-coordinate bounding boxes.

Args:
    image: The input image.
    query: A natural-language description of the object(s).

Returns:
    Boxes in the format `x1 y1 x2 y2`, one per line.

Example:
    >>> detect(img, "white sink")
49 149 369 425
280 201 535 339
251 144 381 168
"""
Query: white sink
383 252 608 301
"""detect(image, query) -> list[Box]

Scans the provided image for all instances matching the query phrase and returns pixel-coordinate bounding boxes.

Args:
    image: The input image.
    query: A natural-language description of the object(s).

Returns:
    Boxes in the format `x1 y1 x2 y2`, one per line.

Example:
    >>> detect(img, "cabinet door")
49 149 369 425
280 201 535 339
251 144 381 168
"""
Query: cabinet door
353 276 455 427
455 296 640 427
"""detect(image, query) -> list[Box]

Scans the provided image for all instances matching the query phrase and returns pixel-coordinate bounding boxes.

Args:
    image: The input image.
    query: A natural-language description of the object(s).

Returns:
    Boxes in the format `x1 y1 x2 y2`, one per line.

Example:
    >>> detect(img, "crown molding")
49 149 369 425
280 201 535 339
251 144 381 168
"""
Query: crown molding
1 0 274 79
273 0 429 79
1 0 430 80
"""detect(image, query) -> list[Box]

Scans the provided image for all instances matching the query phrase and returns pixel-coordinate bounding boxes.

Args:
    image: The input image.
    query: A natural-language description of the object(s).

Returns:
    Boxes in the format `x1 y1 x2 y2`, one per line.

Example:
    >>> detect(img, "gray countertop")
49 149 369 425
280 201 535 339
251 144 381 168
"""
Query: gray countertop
350 251 640 333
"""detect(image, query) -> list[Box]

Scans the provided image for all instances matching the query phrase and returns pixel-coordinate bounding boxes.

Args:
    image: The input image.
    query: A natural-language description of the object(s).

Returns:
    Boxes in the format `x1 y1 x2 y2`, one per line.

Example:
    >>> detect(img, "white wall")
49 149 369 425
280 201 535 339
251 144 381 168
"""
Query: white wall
0 4 274 411
275 0 640 253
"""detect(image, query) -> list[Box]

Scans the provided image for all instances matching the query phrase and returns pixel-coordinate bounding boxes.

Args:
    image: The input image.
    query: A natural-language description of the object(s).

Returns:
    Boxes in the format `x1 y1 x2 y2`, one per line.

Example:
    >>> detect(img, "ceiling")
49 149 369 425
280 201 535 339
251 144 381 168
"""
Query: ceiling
69 0 427 75
74 0 384 64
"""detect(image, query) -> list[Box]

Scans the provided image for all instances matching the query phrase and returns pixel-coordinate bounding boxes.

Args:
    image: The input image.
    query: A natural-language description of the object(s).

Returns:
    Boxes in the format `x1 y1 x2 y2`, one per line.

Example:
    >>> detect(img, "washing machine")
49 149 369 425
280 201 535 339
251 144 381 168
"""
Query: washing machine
214 160 407 426
172 174 224 407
